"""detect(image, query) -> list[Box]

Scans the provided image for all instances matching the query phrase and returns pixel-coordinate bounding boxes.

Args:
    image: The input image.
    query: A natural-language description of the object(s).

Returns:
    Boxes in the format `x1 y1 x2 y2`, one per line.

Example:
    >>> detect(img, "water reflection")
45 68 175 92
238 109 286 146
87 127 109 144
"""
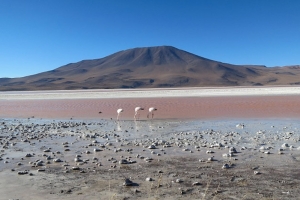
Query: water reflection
134 120 141 131
116 121 122 132
147 120 156 132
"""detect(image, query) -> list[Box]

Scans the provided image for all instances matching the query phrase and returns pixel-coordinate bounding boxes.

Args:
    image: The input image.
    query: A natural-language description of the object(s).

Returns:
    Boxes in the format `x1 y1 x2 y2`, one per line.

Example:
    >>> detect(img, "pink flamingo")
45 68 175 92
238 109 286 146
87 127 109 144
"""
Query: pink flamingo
117 108 123 120
147 107 157 119
134 107 144 120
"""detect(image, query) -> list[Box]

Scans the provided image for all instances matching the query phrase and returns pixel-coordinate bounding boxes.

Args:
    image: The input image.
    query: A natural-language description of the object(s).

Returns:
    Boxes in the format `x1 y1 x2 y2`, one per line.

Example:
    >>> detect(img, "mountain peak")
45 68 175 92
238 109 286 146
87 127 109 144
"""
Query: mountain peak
125 45 178 51
104 45 205 67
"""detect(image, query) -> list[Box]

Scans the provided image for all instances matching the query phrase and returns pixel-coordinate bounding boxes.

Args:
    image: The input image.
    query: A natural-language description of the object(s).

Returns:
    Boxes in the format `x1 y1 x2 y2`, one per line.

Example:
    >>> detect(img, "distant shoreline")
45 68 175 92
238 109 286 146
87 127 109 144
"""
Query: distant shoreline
1 86 300 100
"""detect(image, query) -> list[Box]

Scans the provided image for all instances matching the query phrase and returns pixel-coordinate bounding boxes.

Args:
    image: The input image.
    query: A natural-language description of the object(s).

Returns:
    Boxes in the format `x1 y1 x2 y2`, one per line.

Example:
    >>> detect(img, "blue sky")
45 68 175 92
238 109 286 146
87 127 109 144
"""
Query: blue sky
1 0 300 78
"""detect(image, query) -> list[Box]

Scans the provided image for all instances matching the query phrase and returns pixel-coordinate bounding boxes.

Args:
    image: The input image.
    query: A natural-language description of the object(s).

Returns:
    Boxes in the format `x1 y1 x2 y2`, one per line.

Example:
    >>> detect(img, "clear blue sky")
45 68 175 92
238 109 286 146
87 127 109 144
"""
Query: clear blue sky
1 0 300 78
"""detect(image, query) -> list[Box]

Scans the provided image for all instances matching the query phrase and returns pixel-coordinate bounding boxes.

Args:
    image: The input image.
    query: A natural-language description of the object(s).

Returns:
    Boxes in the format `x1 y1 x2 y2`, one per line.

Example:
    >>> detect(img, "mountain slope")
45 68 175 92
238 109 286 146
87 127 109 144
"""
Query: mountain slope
0 46 299 91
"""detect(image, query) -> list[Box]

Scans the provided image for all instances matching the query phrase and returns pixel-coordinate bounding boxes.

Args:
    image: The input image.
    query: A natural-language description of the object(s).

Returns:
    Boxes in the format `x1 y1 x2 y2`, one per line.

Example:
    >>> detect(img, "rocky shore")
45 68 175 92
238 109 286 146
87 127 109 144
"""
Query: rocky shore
1 117 300 199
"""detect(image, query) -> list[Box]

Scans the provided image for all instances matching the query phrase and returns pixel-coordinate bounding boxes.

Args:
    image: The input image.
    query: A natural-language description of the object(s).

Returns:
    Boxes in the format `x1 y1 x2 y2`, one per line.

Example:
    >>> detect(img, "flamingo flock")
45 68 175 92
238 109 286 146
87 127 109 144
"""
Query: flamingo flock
117 107 157 120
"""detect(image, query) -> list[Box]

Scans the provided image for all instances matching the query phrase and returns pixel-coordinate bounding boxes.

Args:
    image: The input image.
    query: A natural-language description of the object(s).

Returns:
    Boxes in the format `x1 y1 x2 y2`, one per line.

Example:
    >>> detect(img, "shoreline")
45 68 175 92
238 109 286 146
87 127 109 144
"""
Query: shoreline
1 86 300 100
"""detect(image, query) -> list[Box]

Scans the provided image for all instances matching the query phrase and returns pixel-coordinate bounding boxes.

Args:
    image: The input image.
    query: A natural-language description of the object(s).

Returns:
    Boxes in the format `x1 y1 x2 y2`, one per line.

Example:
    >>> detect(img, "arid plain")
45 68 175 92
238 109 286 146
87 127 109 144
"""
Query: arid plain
1 86 300 199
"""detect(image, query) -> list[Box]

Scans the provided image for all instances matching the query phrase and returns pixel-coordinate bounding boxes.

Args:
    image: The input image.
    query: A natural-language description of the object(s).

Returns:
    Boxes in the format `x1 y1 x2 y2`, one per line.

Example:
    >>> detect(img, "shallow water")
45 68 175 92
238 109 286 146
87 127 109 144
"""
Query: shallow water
2 95 300 120
2 117 300 151
2 117 300 200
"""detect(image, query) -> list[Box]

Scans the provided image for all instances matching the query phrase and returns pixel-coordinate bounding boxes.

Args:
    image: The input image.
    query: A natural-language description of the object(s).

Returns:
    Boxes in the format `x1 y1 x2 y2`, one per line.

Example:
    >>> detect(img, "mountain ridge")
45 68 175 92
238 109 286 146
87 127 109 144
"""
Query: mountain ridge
0 46 299 91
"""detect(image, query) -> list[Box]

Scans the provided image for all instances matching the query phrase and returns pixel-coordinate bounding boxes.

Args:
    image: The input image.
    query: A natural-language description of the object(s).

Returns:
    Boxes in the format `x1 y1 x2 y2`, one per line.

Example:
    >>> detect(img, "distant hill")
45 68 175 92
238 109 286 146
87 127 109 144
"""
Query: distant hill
1 46 300 91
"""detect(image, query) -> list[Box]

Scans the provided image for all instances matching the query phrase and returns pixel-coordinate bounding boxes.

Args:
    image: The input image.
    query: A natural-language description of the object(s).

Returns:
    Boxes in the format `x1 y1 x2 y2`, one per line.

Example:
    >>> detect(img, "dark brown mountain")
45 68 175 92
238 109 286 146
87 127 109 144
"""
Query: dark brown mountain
1 46 300 91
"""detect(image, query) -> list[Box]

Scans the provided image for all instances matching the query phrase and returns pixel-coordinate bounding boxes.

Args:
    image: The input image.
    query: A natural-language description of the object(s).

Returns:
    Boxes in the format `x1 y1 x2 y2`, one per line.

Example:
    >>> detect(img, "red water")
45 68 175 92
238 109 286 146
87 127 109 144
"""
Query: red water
1 95 300 120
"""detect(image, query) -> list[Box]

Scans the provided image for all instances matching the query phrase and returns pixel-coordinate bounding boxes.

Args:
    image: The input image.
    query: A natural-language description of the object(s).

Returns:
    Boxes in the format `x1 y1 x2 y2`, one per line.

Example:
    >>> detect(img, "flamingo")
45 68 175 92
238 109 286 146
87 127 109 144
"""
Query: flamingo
117 108 123 120
134 107 144 120
147 107 157 119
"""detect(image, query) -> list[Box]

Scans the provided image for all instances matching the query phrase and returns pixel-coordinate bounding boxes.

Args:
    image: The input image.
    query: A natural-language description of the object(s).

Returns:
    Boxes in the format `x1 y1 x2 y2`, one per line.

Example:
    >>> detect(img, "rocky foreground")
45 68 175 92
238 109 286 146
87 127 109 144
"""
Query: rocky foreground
1 118 300 199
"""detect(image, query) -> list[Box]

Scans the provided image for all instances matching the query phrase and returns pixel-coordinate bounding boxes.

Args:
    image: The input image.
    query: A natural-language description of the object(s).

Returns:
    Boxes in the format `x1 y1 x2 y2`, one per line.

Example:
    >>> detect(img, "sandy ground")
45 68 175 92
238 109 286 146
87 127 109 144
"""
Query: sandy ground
1 87 300 200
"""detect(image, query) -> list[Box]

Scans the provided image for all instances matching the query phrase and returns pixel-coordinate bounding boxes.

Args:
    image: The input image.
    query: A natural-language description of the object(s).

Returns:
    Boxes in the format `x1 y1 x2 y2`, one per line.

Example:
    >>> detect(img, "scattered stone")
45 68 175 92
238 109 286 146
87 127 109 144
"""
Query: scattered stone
192 182 201 186
18 171 28 175
53 158 62 162
145 177 153 181
74 158 83 162
254 171 261 175
148 145 156 149
119 159 128 164
229 147 237 153
207 156 214 161
222 163 230 169
72 167 80 170
123 178 134 186
223 153 233 158
94 148 101 152
282 143 289 148
175 179 182 183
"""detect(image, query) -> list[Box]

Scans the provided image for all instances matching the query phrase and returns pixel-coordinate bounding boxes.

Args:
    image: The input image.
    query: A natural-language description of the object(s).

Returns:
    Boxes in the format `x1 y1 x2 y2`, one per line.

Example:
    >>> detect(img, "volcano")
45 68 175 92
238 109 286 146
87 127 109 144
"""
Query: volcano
1 46 300 91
